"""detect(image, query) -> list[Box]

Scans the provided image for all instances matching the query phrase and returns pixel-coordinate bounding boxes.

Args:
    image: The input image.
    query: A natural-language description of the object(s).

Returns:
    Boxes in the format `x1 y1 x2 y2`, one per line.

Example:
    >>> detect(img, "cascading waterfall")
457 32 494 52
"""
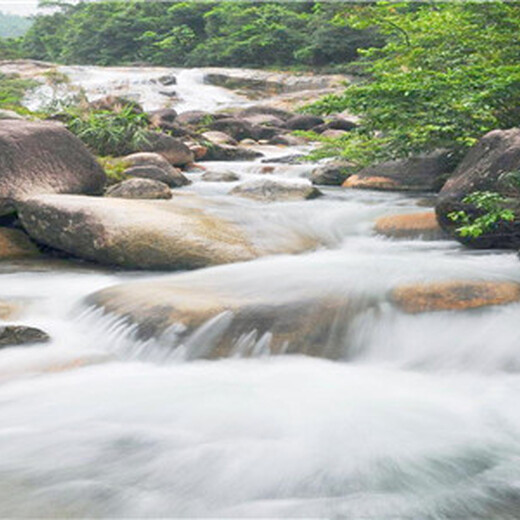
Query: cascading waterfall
2 65 520 518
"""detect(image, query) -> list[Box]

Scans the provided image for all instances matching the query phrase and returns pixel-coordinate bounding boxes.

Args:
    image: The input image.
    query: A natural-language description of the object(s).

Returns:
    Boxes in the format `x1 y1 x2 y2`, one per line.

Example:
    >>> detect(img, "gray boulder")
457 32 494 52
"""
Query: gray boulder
436 129 520 248
123 165 190 188
343 149 458 192
17 194 258 270
105 178 172 200
285 115 324 131
0 120 106 216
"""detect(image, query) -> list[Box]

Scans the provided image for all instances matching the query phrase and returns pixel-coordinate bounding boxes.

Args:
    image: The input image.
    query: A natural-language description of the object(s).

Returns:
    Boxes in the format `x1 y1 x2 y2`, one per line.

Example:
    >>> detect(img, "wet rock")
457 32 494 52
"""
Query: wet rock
86 274 360 359
148 109 182 133
231 179 322 202
156 74 176 86
201 131 237 146
374 211 446 240
285 115 324 131
175 110 213 126
262 154 306 165
327 117 358 131
343 150 457 192
311 162 354 186
0 120 107 216
123 165 190 188
137 132 194 166
391 281 520 313
0 228 40 259
202 171 240 182
239 139 257 146
105 178 172 200
347 151 457 191
436 129 520 248
0 325 50 348
188 144 208 160
202 144 262 161
17 194 258 270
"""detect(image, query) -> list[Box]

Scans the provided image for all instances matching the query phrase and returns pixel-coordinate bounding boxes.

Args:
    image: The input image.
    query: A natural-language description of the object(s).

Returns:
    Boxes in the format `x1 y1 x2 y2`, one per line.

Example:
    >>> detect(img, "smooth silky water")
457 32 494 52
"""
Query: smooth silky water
1 67 520 518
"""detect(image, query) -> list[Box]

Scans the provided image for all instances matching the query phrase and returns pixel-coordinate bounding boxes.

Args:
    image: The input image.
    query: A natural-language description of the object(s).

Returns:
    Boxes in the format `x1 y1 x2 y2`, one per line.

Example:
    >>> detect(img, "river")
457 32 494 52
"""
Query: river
1 66 520 518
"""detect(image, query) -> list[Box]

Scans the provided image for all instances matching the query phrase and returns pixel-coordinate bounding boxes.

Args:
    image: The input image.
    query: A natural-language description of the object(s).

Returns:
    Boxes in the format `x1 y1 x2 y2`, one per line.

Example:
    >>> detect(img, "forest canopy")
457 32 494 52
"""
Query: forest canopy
19 1 381 68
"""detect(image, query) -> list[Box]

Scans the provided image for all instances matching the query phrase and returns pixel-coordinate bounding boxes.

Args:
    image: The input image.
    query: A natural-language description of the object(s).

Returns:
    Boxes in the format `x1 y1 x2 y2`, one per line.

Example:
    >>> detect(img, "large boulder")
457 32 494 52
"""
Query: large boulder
0 120 106 215
231 179 322 202
105 179 172 200
436 129 520 248
85 272 360 359
0 228 40 259
343 150 457 192
137 132 194 166
17 194 258 270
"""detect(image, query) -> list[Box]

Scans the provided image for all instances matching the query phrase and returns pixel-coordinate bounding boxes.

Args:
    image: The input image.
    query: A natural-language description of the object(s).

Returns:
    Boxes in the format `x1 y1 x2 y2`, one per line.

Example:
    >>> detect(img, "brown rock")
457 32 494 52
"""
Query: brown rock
0 120 107 215
391 281 520 313
0 228 40 259
343 175 400 190
374 211 446 240
231 179 322 202
137 132 194 166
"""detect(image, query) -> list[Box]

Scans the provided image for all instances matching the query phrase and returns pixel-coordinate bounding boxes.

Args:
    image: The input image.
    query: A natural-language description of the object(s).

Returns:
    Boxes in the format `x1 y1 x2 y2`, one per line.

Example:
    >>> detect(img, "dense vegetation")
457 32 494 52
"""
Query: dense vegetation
305 2 520 165
19 1 380 69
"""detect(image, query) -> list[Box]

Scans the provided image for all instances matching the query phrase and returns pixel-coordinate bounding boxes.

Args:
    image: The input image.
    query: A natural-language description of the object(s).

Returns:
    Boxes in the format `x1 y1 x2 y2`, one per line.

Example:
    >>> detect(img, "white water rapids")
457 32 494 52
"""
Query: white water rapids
2 67 520 518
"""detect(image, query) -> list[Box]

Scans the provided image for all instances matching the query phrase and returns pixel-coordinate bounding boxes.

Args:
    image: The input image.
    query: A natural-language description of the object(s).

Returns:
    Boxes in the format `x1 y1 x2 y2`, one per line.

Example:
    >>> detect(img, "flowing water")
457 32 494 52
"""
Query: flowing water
2 67 520 518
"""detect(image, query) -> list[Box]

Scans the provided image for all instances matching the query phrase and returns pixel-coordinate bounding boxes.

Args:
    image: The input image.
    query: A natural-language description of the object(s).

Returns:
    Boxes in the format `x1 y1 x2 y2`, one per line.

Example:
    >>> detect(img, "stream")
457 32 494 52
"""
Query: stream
2 66 520 519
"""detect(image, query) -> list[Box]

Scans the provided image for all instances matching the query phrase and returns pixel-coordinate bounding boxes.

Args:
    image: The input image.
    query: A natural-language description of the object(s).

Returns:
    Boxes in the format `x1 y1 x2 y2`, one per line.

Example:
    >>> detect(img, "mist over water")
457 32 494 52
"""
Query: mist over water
3 67 520 518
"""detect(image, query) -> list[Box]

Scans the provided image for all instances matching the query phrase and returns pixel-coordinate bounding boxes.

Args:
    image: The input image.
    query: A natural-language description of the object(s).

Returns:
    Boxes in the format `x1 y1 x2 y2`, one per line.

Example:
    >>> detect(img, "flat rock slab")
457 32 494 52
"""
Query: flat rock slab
17 194 258 270
391 281 520 313
231 179 322 202
374 211 446 240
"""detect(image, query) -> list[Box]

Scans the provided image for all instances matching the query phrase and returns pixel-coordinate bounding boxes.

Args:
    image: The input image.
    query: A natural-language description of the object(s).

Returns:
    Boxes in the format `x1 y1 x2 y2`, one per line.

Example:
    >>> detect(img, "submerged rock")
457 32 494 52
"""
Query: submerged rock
17 194 258 270
391 281 520 313
201 171 240 182
0 228 40 259
231 179 322 202
0 120 106 215
86 274 363 359
0 325 50 348
105 178 172 200
374 211 446 240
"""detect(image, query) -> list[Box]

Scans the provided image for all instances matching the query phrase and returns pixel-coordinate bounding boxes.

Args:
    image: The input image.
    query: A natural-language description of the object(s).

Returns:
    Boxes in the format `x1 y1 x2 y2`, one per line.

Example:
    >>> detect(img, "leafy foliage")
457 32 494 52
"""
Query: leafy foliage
305 3 520 163
448 191 515 238
0 73 38 109
22 1 378 68
64 106 151 156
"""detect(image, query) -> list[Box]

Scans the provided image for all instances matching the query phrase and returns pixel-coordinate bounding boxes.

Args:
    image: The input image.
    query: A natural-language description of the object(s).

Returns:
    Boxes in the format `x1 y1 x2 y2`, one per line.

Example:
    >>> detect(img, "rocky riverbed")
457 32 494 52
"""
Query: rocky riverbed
1 63 520 518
